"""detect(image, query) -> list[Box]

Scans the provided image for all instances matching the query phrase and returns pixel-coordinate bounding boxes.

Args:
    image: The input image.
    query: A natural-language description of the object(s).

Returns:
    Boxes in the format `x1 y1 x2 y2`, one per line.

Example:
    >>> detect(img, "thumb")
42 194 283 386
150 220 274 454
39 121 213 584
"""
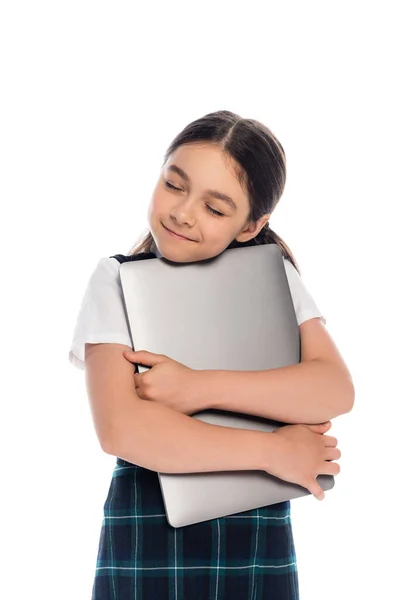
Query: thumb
305 422 331 433
318 421 331 432
123 350 164 367
307 479 325 501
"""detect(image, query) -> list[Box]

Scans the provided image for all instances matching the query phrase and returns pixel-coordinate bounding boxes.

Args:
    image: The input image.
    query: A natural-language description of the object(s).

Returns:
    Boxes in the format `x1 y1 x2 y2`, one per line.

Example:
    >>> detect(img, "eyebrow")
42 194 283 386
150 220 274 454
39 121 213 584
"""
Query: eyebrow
166 164 238 211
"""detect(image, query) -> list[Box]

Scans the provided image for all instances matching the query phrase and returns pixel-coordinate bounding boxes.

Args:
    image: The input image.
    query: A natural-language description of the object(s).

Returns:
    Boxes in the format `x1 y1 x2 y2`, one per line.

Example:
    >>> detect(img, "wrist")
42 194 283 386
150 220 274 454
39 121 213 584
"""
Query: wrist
258 430 284 473
189 369 212 412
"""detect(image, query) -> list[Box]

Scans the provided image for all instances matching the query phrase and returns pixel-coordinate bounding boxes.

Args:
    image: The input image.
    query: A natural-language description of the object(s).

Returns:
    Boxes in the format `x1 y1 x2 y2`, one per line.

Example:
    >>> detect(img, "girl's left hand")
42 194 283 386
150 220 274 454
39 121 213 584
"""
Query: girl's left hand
123 350 201 415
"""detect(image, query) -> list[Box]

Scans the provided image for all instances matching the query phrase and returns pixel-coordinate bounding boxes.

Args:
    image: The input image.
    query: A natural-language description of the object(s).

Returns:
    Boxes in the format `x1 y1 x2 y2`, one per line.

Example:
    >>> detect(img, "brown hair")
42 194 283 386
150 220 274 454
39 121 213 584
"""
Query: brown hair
128 110 301 274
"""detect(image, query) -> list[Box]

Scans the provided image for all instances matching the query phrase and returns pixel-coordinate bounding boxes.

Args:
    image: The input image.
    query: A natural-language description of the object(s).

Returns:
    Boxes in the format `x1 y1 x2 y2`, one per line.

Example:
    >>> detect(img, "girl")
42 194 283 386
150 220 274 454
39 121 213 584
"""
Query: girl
69 110 354 599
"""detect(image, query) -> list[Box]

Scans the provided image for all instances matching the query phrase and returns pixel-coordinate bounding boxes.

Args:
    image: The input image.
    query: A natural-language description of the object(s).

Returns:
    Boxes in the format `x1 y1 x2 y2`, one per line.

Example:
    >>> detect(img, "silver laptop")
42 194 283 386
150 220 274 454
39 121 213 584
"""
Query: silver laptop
119 243 334 527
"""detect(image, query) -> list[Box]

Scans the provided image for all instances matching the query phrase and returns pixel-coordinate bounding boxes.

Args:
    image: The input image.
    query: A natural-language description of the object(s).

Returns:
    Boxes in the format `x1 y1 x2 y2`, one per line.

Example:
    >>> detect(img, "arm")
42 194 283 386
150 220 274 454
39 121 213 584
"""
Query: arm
111 389 277 473
192 318 355 424
85 342 276 473
85 341 340 499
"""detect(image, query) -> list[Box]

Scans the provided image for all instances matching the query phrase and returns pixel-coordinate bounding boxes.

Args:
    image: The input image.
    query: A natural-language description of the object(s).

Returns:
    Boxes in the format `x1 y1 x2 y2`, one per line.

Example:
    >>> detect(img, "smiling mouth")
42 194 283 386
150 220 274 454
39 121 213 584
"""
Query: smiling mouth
162 223 196 242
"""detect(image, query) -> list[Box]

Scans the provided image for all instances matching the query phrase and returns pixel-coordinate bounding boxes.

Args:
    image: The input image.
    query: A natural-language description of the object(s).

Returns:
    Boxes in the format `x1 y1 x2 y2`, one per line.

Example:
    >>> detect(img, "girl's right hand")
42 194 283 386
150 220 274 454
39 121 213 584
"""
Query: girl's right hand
268 421 341 500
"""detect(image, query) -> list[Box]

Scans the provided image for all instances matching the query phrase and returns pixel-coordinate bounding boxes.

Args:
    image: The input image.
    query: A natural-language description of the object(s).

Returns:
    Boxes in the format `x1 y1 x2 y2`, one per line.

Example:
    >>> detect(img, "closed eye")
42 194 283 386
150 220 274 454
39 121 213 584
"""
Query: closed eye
164 180 182 192
206 205 224 217
163 179 225 217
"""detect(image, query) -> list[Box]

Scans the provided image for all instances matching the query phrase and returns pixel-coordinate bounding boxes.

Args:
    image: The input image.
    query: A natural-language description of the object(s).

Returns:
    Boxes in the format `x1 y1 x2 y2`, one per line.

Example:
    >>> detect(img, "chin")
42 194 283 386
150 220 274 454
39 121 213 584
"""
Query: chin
156 246 194 263
155 239 207 264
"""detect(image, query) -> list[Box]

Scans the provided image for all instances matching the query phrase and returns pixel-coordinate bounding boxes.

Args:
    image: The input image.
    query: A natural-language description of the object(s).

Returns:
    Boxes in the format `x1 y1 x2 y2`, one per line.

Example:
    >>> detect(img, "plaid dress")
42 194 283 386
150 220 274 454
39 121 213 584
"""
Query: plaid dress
91 457 299 599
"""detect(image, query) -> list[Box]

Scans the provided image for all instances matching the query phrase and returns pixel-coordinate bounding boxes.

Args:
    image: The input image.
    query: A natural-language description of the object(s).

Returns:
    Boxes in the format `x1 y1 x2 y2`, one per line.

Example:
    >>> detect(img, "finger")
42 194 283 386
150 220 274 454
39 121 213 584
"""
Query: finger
134 381 146 399
124 350 147 362
317 461 341 476
123 351 137 363
123 350 163 367
323 435 338 447
307 479 325 501
305 422 331 433
325 447 341 461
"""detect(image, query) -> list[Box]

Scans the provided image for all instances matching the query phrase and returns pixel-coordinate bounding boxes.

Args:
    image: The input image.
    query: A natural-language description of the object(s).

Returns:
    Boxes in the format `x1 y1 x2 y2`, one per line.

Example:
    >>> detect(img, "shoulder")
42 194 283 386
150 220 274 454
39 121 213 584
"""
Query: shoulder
88 252 158 292
68 256 134 371
282 256 301 279
90 251 157 279
282 257 326 326
87 256 121 288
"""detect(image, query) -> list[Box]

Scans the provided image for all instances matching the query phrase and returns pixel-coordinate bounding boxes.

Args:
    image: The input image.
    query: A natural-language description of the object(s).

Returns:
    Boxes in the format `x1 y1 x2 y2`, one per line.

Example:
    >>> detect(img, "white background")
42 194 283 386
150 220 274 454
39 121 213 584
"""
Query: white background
1 1 399 598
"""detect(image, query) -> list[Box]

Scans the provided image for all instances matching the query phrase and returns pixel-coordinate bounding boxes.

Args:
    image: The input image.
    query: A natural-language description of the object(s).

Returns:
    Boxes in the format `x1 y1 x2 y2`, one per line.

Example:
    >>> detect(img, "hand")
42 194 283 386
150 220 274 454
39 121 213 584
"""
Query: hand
123 350 200 414
269 421 341 500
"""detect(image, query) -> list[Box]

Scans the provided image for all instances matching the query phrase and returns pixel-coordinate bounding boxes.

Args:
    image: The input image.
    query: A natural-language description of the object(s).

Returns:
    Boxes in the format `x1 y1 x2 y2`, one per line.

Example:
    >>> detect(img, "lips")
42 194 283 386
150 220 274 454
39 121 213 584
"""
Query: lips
162 223 196 242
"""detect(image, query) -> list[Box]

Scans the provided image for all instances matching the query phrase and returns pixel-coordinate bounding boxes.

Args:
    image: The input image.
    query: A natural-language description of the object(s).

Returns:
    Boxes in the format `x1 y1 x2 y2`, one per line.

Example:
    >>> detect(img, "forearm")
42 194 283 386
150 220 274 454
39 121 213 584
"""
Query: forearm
195 360 355 424
105 395 275 473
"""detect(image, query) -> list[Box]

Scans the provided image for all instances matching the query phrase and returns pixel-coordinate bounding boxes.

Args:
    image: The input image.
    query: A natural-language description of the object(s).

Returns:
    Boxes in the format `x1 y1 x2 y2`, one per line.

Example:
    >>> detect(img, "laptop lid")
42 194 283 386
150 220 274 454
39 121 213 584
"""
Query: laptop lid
119 244 334 527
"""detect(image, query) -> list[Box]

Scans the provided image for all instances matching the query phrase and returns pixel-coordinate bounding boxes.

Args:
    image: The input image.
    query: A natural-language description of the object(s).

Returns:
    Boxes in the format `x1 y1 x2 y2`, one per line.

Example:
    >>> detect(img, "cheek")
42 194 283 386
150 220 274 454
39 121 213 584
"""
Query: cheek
207 221 236 242
147 189 166 219
205 226 236 253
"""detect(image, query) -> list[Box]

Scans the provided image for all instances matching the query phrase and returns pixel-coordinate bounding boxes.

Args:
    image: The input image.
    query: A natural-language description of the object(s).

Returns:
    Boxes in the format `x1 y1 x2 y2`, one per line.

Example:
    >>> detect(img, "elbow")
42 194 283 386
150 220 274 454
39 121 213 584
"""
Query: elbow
100 424 134 461
98 425 119 456
91 422 120 457
99 410 160 471
332 376 355 418
101 436 119 457
99 399 145 461
347 378 356 413
98 417 131 459
101 433 140 464
342 375 355 414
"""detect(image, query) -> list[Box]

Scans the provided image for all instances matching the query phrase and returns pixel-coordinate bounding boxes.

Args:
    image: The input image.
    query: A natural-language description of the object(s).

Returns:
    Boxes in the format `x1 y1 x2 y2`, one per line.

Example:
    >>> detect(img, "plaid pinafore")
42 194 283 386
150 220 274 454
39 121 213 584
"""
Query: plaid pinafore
91 253 299 600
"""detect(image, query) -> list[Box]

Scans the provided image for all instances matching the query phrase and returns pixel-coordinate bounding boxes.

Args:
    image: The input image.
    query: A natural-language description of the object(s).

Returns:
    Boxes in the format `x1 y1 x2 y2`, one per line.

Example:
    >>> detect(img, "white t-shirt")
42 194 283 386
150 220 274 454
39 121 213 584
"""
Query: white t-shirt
69 255 326 371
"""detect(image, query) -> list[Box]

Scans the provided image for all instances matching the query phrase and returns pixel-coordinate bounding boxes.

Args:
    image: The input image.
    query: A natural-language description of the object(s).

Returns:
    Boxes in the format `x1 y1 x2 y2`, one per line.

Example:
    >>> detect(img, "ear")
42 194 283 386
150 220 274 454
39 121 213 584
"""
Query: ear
235 213 270 244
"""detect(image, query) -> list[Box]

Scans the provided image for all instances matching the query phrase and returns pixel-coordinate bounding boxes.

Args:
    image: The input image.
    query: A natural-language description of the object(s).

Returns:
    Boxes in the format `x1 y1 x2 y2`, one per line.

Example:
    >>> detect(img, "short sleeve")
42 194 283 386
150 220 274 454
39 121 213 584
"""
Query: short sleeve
68 257 133 370
283 258 327 326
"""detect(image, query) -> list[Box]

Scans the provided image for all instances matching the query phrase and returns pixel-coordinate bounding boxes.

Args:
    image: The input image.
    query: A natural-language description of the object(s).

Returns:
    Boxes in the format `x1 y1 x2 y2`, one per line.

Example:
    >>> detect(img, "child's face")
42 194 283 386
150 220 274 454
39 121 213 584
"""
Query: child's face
147 143 269 262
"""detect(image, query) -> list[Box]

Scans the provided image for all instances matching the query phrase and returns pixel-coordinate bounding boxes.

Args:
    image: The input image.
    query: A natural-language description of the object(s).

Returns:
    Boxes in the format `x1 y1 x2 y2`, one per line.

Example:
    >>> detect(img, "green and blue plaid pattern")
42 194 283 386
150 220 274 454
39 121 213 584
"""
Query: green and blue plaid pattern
91 458 299 599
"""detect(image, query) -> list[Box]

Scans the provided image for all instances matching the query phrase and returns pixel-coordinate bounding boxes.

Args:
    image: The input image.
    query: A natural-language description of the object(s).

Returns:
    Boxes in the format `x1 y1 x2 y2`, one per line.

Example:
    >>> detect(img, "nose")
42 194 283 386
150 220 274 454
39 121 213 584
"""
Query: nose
170 198 196 227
